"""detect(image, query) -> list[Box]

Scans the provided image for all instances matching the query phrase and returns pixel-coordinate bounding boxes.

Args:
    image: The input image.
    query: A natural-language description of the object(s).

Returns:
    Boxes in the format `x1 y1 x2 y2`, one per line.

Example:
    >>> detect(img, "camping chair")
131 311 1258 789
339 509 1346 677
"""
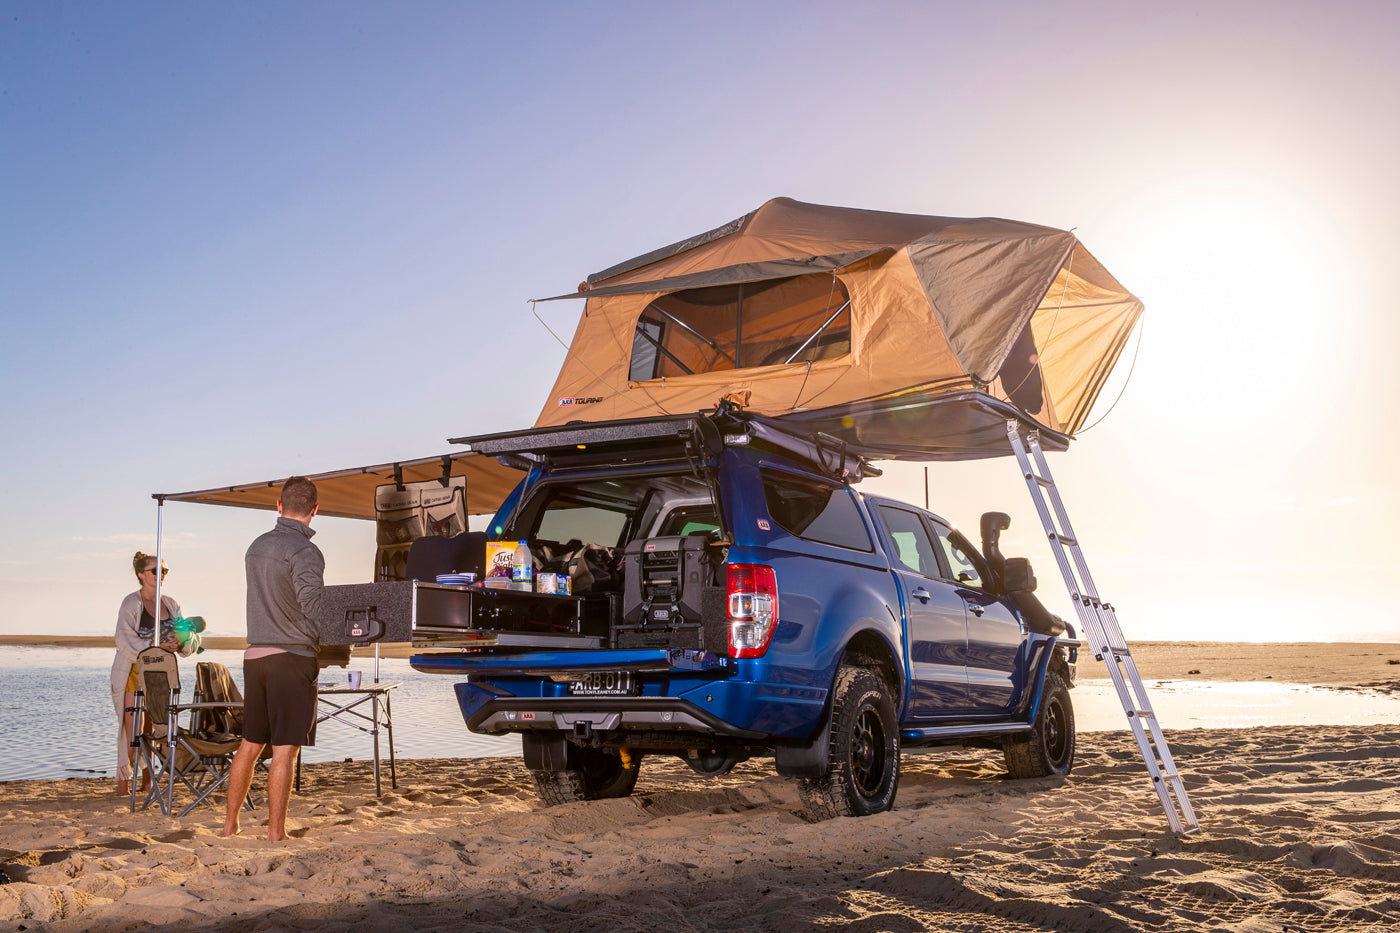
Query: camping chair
128 647 251 817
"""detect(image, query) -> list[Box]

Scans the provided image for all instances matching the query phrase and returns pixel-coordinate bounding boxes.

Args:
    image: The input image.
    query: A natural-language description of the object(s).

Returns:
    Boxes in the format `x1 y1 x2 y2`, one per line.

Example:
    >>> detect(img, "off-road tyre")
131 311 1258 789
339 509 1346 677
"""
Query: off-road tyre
529 747 642 805
1004 668 1075 779
797 665 900 820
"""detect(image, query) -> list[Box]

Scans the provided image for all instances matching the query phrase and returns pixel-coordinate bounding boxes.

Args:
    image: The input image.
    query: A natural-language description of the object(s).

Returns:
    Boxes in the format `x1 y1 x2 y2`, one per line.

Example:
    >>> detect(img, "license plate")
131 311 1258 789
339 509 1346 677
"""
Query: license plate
568 671 636 696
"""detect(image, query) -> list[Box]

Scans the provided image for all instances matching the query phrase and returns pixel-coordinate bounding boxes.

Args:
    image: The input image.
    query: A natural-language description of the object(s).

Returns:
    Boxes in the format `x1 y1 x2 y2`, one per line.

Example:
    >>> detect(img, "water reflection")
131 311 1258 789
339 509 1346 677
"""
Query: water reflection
0 646 517 782
1074 679 1400 731
3 647 1398 782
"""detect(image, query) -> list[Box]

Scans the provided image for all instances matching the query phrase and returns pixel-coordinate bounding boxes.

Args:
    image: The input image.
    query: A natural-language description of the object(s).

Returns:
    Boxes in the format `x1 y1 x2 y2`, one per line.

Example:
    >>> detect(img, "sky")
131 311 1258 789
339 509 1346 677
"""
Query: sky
2 1 1398 643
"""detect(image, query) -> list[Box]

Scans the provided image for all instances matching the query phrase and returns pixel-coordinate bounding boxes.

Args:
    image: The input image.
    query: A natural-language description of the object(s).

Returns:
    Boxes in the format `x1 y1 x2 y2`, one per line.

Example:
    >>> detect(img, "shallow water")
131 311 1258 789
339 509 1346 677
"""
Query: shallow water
0 646 518 782
1075 678 1400 731
3 647 1397 782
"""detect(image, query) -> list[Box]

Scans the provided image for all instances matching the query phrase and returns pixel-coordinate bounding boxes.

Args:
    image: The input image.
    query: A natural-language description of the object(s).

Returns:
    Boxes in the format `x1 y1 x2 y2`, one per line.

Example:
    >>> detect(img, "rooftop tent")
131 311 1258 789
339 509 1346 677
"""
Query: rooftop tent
534 197 1143 460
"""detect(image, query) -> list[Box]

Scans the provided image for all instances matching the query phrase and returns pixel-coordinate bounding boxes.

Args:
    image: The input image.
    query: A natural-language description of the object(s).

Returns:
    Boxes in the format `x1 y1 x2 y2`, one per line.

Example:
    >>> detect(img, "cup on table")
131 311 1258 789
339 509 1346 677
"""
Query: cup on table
348 670 362 689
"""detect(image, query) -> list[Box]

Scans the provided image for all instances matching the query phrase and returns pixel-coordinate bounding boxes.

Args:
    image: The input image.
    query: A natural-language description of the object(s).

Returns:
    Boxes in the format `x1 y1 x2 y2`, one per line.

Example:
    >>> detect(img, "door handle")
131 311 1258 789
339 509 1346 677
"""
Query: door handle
964 599 986 616
911 587 931 604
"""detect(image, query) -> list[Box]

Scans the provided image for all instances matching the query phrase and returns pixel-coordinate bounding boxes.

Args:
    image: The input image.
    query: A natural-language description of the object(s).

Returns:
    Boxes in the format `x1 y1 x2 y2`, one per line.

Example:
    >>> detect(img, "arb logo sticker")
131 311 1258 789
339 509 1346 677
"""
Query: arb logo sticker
558 396 605 407
757 519 771 531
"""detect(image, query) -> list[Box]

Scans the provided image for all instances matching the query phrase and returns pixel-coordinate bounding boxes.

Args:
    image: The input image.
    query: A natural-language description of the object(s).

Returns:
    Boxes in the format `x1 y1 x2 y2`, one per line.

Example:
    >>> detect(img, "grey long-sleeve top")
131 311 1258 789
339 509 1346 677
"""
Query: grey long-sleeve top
245 515 327 657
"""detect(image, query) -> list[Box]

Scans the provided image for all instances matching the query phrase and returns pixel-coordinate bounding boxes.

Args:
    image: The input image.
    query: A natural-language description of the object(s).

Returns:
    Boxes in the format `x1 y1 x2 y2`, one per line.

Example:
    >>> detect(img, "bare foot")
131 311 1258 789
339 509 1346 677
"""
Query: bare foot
116 780 130 797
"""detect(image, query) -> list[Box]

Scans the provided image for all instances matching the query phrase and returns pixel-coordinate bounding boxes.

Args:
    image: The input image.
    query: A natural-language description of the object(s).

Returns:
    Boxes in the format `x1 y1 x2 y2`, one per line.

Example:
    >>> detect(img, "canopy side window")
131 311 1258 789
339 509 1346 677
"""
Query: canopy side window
628 273 852 381
760 468 873 553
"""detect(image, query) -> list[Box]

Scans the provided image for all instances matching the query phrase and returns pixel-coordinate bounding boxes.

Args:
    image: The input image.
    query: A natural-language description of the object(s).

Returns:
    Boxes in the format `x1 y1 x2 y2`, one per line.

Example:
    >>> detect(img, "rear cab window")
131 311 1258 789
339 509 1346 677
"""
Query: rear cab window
876 505 941 577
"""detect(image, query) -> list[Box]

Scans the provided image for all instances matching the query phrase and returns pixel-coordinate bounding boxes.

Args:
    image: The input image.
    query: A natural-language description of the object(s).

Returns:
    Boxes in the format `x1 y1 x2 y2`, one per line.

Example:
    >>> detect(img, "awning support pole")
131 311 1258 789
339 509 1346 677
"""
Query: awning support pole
1006 419 1199 834
152 496 166 648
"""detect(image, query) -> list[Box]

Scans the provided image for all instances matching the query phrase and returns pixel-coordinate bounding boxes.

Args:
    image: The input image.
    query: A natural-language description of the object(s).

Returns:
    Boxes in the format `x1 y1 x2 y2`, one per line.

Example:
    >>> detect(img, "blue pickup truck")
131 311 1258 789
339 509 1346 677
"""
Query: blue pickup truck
409 407 1078 819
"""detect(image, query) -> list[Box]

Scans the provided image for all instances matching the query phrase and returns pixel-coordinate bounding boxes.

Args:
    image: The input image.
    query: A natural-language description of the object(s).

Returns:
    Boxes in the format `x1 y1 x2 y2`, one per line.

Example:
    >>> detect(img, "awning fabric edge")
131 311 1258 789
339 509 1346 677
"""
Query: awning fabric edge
156 451 525 521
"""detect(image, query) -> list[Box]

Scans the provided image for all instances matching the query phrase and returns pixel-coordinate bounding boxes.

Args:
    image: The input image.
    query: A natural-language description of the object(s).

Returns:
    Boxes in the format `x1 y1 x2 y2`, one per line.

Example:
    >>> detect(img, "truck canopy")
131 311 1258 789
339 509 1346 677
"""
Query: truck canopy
535 197 1142 460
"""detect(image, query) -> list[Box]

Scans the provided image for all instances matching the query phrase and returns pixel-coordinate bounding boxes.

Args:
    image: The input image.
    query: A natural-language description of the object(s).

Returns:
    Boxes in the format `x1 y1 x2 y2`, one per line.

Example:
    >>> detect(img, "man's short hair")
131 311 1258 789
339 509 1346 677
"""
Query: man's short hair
280 476 318 517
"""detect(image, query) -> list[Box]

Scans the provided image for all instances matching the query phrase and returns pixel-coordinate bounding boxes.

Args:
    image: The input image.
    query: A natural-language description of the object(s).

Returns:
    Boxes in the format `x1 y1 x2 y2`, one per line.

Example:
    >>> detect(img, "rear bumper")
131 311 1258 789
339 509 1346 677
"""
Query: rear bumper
456 687 769 740
429 649 829 741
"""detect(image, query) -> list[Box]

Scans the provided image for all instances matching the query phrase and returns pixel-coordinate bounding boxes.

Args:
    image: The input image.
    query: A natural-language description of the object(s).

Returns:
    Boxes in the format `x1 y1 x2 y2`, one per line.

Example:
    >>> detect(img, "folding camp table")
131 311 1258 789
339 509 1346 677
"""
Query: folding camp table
295 679 400 796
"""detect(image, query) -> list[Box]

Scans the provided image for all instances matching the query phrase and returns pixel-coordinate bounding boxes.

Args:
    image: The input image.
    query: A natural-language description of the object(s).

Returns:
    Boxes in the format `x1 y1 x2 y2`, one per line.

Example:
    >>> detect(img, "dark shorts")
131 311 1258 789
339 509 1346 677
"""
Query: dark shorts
243 652 318 747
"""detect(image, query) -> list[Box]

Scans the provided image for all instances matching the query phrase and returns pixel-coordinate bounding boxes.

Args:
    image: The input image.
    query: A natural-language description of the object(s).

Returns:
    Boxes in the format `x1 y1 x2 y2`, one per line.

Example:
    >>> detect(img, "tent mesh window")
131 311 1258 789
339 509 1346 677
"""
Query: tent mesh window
628 273 851 381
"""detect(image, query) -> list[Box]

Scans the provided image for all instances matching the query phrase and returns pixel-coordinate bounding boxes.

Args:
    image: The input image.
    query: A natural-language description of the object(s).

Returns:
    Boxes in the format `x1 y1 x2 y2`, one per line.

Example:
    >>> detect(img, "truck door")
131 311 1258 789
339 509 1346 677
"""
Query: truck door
873 504 970 716
928 519 1023 713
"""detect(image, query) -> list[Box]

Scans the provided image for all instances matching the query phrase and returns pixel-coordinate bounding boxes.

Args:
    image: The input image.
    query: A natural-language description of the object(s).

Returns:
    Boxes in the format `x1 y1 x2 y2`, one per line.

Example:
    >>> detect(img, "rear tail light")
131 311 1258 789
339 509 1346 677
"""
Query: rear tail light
728 563 778 658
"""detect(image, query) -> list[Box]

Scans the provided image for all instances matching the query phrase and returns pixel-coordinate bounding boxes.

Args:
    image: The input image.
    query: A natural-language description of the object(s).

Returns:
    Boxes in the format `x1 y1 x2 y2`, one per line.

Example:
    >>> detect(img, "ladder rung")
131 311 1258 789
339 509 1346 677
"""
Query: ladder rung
1126 709 1154 720
1052 533 1077 546
1034 474 1054 488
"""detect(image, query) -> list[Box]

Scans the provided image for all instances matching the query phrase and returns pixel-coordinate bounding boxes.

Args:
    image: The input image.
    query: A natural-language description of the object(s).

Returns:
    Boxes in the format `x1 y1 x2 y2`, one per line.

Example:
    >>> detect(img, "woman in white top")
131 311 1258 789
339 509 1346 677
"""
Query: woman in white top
110 551 201 796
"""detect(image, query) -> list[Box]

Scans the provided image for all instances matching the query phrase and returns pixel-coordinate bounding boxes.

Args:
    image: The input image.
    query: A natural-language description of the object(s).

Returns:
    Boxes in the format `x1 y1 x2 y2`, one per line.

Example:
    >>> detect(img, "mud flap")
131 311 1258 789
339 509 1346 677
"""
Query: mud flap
522 732 572 771
773 709 833 778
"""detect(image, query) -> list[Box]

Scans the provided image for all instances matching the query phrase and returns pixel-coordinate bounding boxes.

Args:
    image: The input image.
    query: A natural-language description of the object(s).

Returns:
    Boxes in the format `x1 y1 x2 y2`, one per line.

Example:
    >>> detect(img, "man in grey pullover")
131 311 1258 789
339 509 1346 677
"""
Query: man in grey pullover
223 476 325 841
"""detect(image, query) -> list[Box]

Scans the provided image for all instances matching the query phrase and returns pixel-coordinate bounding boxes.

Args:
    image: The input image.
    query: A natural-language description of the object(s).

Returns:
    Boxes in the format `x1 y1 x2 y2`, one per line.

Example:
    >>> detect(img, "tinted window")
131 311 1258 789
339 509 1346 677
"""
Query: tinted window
535 501 630 548
877 506 940 576
629 273 851 381
659 506 719 537
762 471 872 552
930 520 987 589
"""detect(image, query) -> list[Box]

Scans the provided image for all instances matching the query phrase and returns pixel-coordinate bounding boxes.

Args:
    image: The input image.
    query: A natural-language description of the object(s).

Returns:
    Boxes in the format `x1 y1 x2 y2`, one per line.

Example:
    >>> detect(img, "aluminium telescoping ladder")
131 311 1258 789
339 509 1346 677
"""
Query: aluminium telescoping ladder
1007 421 1200 834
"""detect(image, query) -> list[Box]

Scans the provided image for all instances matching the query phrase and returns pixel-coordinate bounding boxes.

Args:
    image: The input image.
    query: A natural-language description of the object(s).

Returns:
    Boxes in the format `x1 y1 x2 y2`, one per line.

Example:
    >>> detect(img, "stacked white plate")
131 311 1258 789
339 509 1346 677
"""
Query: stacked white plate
435 573 477 586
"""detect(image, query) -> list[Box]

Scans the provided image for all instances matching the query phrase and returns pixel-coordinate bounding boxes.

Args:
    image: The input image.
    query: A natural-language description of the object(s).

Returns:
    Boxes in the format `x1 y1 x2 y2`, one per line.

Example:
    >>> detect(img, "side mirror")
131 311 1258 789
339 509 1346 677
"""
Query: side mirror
980 511 1011 577
1003 557 1037 593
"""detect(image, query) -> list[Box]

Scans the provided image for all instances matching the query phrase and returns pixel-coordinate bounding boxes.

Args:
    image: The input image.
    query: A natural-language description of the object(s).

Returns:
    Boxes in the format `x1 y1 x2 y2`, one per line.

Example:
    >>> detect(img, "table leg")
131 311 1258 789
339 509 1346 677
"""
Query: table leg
385 691 397 790
371 692 382 796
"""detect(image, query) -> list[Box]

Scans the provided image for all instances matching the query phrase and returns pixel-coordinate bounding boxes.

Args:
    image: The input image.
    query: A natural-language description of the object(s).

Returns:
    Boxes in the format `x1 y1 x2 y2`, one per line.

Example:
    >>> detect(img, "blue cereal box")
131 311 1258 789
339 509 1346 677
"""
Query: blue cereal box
537 573 571 596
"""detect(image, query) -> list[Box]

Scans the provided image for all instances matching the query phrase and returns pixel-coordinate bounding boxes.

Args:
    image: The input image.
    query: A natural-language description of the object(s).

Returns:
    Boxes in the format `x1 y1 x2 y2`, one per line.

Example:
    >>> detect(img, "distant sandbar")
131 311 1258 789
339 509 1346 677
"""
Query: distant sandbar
3 636 1397 682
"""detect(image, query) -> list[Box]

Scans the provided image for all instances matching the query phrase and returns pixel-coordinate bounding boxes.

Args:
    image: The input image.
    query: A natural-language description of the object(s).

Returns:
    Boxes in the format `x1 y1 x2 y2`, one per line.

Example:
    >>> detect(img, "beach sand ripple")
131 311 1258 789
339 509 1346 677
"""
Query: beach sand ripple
2 725 1399 931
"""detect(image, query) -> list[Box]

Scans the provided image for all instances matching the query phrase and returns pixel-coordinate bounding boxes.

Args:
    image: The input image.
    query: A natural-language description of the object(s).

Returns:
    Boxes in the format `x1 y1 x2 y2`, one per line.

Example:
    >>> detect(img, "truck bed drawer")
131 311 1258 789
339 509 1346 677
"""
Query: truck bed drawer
319 581 608 650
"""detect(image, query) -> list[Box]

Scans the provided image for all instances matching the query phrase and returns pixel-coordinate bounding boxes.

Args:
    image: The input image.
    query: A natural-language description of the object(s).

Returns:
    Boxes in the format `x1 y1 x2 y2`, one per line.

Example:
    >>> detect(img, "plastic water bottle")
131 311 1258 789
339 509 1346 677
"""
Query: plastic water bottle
511 541 534 592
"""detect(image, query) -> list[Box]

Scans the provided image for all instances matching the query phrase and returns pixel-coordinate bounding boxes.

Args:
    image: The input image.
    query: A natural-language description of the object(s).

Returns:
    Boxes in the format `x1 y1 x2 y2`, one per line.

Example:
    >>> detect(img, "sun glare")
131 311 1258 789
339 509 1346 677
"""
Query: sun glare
1111 173 1354 441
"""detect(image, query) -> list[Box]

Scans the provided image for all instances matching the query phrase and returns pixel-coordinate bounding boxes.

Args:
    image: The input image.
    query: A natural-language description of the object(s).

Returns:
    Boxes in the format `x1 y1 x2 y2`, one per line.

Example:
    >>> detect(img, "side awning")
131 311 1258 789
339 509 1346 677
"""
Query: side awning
156 451 524 520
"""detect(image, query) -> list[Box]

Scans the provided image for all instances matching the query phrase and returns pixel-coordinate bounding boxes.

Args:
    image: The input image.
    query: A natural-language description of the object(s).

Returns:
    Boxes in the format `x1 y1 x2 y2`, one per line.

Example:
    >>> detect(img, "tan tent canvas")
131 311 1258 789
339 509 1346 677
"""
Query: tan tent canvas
157 451 520 521
535 198 1142 460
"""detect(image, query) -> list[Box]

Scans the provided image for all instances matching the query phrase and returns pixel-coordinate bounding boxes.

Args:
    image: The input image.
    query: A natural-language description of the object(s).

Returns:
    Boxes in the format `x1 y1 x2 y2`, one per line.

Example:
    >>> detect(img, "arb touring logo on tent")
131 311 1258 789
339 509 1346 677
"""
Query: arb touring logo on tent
558 396 605 407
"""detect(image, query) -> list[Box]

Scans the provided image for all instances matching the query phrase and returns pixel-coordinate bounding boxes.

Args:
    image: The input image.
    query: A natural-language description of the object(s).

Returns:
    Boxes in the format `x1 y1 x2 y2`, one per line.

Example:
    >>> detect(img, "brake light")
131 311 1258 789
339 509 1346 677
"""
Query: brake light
728 563 778 658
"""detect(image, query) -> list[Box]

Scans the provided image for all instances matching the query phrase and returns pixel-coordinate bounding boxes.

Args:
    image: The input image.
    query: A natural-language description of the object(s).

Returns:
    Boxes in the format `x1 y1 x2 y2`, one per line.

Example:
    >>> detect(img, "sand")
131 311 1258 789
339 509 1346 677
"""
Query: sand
2 726 1399 932
4 641 1400 931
